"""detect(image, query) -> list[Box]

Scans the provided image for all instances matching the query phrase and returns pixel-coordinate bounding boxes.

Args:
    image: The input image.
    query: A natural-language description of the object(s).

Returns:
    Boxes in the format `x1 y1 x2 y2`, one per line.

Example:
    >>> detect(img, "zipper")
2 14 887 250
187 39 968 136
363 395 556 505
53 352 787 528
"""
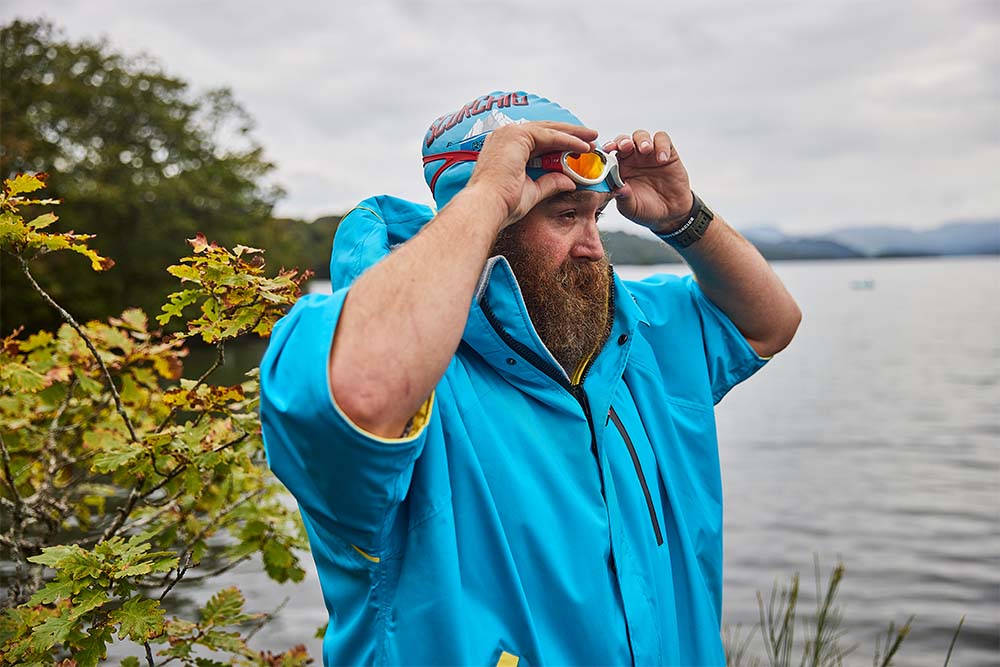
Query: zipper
480 268 638 654
608 406 664 546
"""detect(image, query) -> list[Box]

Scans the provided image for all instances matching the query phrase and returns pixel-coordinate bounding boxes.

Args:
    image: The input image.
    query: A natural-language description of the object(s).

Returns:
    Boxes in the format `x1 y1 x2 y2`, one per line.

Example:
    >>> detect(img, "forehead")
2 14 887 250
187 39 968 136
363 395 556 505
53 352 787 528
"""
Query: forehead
542 190 615 208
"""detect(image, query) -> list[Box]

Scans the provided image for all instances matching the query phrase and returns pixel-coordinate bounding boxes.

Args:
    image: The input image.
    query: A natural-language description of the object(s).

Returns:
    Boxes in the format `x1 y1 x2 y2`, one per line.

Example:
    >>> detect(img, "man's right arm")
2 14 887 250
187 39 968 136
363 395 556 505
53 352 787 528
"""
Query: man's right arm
328 122 597 438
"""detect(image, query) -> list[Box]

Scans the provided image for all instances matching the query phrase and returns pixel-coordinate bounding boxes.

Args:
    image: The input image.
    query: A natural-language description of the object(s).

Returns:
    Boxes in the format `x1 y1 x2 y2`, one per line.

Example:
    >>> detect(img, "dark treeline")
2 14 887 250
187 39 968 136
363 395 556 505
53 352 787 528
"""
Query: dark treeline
1 19 338 334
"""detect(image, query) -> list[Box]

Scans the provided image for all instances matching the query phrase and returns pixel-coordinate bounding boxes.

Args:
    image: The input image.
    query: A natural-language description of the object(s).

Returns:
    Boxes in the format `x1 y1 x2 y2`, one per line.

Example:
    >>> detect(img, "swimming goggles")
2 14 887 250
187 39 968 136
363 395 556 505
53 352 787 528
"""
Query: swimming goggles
423 132 624 192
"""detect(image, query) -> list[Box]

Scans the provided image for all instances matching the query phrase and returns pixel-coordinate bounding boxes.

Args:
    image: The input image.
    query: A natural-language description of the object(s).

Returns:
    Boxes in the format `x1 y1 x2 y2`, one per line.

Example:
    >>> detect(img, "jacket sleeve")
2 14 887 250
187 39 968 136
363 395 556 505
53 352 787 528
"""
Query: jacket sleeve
683 276 769 404
625 273 768 405
259 289 434 553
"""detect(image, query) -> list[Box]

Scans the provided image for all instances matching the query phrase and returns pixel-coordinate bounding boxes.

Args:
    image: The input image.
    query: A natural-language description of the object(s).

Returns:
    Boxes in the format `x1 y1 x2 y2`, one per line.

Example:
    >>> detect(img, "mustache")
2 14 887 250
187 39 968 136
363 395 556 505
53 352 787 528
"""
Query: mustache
554 256 610 292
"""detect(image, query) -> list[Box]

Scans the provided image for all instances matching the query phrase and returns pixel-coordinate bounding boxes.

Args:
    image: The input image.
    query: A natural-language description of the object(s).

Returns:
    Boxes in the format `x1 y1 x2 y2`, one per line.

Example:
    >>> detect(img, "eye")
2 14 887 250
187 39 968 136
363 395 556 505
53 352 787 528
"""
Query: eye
558 210 578 221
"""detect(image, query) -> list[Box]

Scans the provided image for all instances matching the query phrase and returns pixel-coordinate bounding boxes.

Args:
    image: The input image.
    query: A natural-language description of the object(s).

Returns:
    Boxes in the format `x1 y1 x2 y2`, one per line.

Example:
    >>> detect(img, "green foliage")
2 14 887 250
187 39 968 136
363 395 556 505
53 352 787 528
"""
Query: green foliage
0 177 314 665
157 234 310 343
0 172 113 272
0 18 283 332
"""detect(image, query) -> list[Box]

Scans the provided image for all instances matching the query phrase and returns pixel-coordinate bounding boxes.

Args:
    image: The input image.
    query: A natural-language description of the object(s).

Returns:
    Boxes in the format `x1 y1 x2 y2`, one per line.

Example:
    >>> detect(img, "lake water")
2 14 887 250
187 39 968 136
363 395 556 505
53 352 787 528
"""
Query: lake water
183 257 999 666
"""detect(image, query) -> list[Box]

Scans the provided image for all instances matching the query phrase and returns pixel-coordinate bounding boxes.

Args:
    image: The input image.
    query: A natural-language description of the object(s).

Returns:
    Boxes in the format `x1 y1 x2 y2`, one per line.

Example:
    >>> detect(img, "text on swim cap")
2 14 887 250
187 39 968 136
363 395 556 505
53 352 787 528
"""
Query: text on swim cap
425 93 529 149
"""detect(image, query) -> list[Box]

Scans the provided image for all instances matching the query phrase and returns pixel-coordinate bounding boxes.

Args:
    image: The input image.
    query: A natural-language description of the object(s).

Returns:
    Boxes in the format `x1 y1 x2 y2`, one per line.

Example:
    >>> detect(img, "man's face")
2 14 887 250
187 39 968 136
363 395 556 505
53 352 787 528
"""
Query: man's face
491 190 614 374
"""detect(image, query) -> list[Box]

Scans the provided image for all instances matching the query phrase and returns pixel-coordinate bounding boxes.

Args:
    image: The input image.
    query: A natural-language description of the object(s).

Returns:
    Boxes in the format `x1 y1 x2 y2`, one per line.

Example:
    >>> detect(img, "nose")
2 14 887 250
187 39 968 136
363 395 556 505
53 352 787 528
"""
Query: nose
571 218 605 262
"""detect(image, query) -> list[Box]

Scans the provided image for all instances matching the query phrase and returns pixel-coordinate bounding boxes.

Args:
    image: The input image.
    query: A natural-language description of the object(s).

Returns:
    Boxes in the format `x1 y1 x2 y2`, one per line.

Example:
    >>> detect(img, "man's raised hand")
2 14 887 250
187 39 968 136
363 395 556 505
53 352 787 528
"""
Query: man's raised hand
603 130 694 234
466 121 598 229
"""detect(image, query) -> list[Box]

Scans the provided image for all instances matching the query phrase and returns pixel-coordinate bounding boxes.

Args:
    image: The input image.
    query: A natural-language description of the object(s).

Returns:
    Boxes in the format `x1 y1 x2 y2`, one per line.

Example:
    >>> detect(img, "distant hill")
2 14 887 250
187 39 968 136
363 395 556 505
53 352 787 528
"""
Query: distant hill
306 213 999 265
741 236 864 260
740 219 999 260
601 219 998 265
817 220 1000 257
601 231 682 265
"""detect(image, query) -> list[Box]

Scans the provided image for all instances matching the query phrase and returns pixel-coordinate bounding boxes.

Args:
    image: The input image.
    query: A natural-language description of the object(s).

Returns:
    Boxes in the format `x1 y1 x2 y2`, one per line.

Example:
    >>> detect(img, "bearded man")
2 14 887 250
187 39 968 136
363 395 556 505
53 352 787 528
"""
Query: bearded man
260 91 801 667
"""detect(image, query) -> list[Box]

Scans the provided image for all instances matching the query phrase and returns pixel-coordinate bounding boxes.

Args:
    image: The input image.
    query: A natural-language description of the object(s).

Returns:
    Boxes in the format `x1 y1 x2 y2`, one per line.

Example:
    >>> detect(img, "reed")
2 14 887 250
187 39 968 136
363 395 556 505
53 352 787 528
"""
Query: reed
724 557 965 667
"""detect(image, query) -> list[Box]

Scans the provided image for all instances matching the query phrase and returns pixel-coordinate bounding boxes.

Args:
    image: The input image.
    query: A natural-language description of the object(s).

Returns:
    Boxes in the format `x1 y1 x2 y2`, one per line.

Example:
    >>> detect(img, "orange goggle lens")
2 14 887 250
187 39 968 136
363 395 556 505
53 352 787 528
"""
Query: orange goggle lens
563 151 608 180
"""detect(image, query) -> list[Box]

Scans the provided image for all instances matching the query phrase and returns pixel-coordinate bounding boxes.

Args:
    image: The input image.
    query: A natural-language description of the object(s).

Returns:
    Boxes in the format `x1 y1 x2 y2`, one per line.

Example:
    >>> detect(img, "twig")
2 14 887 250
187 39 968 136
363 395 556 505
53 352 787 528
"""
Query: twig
138 553 253 590
100 484 145 542
154 341 225 434
45 378 76 451
28 379 79 531
140 432 250 500
0 431 28 604
144 639 155 667
17 256 140 444
170 554 252 585
179 487 263 554
0 431 23 507
158 487 263 601
245 596 289 642
159 552 194 602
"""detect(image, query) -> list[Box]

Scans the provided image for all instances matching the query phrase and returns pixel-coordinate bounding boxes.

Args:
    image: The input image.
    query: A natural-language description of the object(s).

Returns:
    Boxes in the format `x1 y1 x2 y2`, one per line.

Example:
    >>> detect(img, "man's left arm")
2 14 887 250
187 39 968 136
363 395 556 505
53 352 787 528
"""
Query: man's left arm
672 213 801 358
605 130 801 358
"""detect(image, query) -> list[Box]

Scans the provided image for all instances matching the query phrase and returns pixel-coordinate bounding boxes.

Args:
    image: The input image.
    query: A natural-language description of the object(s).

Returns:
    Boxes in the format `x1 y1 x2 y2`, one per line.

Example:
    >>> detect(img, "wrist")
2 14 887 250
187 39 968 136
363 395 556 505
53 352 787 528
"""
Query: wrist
449 184 511 234
654 192 714 250
648 191 696 235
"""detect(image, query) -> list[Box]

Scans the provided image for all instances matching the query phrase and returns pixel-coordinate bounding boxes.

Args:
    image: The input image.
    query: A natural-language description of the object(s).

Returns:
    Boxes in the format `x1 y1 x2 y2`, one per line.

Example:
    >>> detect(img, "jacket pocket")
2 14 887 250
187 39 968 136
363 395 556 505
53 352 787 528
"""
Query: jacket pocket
608 406 664 546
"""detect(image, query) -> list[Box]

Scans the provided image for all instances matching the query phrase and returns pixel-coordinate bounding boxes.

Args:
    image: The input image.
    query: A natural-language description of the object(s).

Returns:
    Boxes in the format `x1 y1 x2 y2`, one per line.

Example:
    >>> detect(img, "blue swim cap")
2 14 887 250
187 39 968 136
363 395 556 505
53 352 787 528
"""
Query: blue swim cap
421 91 608 209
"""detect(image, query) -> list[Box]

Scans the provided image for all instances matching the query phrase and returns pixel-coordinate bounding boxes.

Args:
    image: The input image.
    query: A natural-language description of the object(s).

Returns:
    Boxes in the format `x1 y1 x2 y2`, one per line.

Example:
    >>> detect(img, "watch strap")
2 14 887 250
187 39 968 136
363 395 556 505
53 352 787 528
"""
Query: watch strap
656 192 714 249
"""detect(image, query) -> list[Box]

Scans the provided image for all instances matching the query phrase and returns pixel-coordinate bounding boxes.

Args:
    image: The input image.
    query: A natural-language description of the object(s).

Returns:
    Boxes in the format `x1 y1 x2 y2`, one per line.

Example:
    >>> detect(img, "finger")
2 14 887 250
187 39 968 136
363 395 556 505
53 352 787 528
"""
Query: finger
527 121 599 143
534 172 577 202
613 182 634 204
653 130 673 164
529 126 594 156
632 129 653 155
613 133 636 156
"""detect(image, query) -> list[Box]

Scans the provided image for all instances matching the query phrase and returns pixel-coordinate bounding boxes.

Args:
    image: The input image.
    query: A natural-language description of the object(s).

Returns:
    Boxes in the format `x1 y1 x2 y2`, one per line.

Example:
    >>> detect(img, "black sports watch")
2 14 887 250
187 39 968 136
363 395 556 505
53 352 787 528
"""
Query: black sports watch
656 192 714 250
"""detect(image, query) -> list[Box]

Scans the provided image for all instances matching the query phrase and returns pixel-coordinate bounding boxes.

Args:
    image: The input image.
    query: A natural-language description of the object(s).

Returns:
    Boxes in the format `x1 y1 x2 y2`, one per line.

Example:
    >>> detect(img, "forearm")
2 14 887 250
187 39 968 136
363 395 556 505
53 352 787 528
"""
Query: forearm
677 215 801 357
329 185 506 437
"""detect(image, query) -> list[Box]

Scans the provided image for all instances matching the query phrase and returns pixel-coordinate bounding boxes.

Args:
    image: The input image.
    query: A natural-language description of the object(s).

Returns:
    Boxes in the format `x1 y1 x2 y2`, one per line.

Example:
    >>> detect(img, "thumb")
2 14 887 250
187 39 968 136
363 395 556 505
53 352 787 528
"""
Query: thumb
534 172 577 202
614 182 634 201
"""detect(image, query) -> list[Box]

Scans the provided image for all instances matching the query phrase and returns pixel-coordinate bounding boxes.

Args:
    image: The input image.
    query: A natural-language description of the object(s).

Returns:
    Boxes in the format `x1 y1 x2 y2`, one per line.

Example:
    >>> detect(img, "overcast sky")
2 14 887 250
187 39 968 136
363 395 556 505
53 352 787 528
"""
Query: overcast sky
4 0 998 234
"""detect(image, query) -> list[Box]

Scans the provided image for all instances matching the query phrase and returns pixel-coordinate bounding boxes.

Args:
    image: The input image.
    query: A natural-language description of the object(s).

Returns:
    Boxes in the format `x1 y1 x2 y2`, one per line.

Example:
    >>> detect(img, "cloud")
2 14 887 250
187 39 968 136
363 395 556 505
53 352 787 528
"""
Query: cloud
3 0 997 231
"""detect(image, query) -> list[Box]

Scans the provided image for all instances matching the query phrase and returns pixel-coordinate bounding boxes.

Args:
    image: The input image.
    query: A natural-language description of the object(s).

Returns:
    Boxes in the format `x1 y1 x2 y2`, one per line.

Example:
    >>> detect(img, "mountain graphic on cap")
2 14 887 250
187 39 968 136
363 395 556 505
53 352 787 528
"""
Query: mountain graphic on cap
462 109 527 141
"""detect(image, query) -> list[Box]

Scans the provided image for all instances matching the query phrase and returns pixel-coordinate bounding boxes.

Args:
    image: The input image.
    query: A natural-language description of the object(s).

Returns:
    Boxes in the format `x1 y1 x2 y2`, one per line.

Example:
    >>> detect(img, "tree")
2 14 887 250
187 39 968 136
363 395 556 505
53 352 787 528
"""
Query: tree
1 19 283 333
0 173 313 665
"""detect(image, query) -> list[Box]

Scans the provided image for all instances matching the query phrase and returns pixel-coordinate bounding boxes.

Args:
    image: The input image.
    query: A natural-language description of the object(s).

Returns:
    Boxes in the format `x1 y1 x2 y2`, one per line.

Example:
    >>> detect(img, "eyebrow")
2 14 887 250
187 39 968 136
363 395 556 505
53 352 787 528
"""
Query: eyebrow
545 191 615 207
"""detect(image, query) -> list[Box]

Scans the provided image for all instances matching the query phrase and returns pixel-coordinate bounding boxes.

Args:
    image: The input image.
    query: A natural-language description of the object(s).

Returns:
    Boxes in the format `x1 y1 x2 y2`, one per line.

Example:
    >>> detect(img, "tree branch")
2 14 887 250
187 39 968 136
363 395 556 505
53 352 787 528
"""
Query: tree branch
158 551 193 602
0 431 23 508
99 483 145 542
140 432 250 501
0 430 29 605
154 341 225 434
17 255 140 444
245 596 289 642
157 487 264 602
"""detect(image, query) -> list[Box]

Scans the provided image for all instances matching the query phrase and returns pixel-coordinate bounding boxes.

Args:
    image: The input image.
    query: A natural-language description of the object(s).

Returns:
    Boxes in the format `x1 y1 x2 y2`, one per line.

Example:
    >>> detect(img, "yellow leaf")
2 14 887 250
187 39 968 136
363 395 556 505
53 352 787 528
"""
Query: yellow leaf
5 173 47 197
26 212 58 229
232 244 263 257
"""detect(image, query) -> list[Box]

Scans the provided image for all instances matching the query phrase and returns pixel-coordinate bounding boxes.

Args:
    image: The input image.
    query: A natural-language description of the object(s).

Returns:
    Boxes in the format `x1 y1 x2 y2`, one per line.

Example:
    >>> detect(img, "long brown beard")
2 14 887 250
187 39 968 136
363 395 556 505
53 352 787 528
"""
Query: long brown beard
491 230 611 375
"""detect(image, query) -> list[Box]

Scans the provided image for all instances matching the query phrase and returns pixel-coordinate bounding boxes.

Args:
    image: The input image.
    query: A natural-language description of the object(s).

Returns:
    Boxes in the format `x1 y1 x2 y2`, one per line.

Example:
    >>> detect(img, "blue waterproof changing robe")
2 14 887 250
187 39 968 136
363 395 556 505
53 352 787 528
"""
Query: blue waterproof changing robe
260 195 768 666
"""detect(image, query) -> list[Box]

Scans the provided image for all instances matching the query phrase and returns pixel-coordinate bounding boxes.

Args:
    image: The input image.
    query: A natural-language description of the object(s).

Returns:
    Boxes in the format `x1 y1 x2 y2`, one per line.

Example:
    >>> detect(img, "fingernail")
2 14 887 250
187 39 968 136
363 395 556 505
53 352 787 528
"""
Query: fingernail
658 151 668 162
641 141 652 150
